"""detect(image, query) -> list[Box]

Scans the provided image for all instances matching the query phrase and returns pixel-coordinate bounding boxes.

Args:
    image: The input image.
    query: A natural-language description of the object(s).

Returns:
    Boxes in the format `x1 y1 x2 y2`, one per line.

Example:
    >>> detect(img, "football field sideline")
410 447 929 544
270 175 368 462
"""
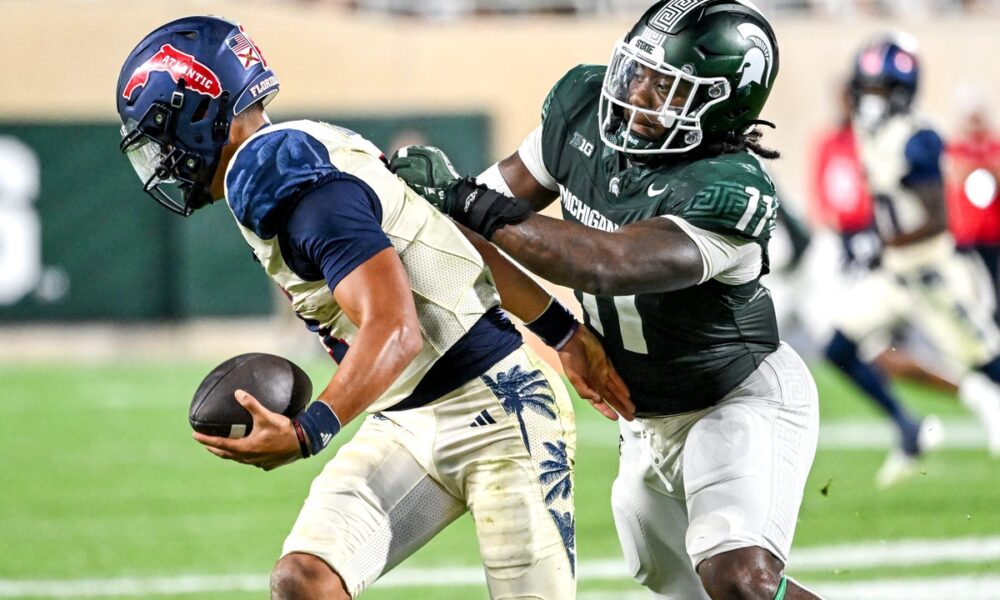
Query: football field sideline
2 535 998 598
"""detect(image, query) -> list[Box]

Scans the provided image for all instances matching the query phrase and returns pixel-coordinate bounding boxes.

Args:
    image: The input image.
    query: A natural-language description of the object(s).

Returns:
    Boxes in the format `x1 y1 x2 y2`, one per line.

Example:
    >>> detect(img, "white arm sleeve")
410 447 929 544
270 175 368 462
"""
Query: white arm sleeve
664 215 763 285
515 125 559 191
476 162 514 196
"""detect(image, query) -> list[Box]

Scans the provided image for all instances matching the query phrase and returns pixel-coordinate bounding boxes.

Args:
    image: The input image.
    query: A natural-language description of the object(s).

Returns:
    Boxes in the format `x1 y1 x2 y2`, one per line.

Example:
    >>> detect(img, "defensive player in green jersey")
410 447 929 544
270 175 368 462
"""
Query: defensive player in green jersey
391 1 821 599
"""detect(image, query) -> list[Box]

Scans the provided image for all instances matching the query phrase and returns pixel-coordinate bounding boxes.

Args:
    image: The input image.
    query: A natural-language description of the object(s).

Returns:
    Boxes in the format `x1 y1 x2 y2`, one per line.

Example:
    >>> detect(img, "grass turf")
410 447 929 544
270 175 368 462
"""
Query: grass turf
1 360 998 598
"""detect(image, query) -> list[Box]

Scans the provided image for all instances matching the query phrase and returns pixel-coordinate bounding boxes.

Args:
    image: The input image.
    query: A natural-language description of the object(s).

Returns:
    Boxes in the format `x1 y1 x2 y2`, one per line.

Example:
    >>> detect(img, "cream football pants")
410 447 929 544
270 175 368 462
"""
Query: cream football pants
836 246 1000 369
281 347 577 599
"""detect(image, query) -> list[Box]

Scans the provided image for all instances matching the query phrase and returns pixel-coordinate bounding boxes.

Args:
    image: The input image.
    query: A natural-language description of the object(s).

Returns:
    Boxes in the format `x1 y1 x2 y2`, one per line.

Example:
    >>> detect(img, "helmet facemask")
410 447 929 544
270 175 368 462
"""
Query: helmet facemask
119 90 230 216
599 38 731 156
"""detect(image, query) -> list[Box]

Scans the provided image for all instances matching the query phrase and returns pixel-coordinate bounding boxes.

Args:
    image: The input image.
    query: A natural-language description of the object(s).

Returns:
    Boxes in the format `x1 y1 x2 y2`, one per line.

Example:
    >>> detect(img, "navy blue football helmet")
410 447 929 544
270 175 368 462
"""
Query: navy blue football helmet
850 32 919 125
116 16 279 215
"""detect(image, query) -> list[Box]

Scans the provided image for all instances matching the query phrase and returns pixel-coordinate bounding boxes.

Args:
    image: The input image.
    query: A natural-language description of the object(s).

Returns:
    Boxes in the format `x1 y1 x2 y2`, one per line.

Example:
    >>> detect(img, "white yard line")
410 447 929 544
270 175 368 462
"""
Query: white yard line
790 535 1000 571
2 536 999 598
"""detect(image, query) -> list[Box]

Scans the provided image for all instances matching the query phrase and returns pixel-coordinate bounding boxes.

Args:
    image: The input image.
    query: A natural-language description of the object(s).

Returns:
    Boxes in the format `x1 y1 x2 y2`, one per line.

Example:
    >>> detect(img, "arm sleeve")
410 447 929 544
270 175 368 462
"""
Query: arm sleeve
282 177 393 292
515 125 560 191
477 162 515 196
664 215 763 285
902 129 945 187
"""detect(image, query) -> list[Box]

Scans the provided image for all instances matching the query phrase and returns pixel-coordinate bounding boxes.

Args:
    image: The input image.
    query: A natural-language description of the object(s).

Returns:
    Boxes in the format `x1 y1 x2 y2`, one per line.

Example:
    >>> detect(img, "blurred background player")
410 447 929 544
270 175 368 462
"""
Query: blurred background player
392 1 823 598
822 32 1000 488
945 84 1000 322
115 15 634 599
806 76 958 389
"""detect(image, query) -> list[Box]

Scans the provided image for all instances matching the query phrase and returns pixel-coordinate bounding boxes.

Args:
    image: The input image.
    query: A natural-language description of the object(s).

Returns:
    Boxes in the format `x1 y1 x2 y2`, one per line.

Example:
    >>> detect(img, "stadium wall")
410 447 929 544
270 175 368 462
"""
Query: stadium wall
2 1 997 362
2 1 997 192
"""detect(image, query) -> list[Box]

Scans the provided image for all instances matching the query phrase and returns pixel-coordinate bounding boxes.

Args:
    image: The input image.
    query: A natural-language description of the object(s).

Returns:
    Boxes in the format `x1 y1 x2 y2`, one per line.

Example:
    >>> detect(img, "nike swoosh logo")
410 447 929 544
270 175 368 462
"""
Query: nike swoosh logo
647 183 668 197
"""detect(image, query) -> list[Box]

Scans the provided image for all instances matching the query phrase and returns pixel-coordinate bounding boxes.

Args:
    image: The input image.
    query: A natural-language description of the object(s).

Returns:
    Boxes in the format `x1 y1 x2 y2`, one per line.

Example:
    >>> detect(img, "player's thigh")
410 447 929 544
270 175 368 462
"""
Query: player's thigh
835 269 909 342
683 344 819 567
439 347 577 599
281 416 466 598
611 419 709 599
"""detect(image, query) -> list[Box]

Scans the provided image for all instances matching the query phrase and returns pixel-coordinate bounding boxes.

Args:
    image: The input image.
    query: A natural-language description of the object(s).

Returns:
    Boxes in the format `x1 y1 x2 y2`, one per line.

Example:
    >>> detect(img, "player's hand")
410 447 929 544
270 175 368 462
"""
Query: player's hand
389 145 462 213
192 390 302 471
558 326 634 421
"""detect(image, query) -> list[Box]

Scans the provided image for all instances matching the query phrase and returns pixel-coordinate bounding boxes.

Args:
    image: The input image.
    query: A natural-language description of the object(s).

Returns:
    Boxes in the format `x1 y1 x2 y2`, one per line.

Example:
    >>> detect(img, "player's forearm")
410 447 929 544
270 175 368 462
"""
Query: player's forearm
491 214 703 296
316 320 423 424
886 181 949 246
457 223 550 321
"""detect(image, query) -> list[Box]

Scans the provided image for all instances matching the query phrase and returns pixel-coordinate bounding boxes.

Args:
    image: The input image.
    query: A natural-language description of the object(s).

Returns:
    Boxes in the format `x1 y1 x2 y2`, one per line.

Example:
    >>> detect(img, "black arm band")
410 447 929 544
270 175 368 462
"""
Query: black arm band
525 298 580 351
450 177 534 240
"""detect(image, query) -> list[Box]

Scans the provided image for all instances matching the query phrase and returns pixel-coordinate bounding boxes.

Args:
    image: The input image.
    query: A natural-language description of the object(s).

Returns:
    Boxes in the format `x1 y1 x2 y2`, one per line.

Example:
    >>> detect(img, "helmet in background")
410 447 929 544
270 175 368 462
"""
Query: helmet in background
116 16 279 215
850 32 920 129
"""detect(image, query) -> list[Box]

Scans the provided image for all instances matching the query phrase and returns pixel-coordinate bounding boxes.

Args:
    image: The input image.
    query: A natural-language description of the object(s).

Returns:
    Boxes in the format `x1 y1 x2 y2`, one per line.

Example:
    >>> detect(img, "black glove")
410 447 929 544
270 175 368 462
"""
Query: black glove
389 145 533 239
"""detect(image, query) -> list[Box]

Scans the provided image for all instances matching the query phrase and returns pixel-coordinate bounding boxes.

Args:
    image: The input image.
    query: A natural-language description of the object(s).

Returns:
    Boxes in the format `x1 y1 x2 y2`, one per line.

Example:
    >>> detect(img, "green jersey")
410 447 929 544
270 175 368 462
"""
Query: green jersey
540 65 780 416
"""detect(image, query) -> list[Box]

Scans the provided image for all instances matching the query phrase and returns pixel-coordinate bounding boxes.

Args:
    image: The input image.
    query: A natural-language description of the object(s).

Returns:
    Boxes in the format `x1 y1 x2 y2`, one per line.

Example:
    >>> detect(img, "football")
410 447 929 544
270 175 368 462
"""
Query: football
189 353 312 438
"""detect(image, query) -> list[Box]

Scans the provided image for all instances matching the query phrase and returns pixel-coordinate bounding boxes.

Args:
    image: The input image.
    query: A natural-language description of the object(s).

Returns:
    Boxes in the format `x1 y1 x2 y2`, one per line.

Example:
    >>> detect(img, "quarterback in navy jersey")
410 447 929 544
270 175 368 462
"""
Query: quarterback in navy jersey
393 1 822 599
823 32 1000 488
116 16 630 600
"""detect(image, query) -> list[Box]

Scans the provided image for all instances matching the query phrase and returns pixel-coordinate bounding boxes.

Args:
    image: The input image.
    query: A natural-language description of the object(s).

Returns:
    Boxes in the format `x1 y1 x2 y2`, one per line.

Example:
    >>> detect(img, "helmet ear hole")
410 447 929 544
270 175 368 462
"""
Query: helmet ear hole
192 97 212 123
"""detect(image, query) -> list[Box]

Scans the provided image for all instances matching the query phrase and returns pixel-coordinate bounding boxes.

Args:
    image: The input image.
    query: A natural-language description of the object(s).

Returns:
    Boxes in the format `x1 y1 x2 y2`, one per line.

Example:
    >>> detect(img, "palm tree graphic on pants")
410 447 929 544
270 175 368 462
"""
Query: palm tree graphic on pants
483 365 555 454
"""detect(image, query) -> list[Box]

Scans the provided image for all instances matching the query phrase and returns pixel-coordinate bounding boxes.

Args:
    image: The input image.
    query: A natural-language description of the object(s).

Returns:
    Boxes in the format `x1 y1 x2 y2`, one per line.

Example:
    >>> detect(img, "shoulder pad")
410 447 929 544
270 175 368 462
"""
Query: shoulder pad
673 153 778 240
903 128 945 186
542 64 606 121
226 127 337 239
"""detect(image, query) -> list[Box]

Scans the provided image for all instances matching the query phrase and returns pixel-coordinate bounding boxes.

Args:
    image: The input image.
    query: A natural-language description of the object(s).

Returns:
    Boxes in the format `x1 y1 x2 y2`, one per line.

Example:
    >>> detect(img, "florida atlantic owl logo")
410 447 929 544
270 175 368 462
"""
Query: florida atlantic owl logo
736 23 774 89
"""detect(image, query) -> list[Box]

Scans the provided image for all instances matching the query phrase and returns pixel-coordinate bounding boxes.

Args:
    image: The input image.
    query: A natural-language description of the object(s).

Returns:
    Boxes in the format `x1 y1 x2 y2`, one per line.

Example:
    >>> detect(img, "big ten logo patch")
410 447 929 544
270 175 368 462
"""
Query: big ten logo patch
569 131 595 158
0 137 68 306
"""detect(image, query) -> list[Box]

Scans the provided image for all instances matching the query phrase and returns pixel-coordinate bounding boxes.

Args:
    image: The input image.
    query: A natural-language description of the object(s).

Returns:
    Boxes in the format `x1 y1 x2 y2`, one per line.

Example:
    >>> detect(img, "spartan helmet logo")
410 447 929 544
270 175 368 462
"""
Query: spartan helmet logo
736 22 774 89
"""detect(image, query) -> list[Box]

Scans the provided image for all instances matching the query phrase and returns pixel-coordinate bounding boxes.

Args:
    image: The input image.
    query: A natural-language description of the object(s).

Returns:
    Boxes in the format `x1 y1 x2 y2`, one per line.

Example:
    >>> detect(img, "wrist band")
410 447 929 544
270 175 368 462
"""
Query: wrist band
293 401 342 456
291 419 311 458
526 298 580 351
450 178 533 240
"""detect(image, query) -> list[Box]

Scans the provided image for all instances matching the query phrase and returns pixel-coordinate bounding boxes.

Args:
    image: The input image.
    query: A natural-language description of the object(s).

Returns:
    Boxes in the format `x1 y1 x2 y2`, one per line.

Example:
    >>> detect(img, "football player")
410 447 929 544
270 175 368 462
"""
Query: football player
391 1 821 598
823 32 1000 487
946 86 1000 319
116 16 633 600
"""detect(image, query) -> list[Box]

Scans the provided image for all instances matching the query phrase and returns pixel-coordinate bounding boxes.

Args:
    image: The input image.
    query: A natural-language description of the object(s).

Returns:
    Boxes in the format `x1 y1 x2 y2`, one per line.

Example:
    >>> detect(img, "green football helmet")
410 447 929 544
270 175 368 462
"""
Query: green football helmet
598 0 779 156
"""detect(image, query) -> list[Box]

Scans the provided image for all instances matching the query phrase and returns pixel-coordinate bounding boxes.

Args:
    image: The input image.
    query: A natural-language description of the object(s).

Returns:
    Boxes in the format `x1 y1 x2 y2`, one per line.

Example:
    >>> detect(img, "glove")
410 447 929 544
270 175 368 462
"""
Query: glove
389 145 534 240
389 145 462 213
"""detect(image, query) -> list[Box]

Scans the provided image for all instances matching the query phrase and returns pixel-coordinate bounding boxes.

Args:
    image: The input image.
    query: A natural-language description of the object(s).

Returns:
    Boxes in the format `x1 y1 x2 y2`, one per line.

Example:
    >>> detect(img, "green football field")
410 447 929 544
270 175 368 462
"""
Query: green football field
2 359 998 599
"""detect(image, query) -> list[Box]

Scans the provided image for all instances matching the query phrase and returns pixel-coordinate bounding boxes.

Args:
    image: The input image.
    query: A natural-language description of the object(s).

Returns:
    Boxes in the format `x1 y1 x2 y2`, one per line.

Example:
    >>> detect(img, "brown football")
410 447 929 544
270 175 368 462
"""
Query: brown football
189 353 312 438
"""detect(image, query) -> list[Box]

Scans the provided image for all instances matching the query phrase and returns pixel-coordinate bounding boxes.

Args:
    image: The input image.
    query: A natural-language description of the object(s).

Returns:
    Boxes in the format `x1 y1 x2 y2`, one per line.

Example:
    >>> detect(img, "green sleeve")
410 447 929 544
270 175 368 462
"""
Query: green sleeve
677 162 780 242
539 64 605 182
